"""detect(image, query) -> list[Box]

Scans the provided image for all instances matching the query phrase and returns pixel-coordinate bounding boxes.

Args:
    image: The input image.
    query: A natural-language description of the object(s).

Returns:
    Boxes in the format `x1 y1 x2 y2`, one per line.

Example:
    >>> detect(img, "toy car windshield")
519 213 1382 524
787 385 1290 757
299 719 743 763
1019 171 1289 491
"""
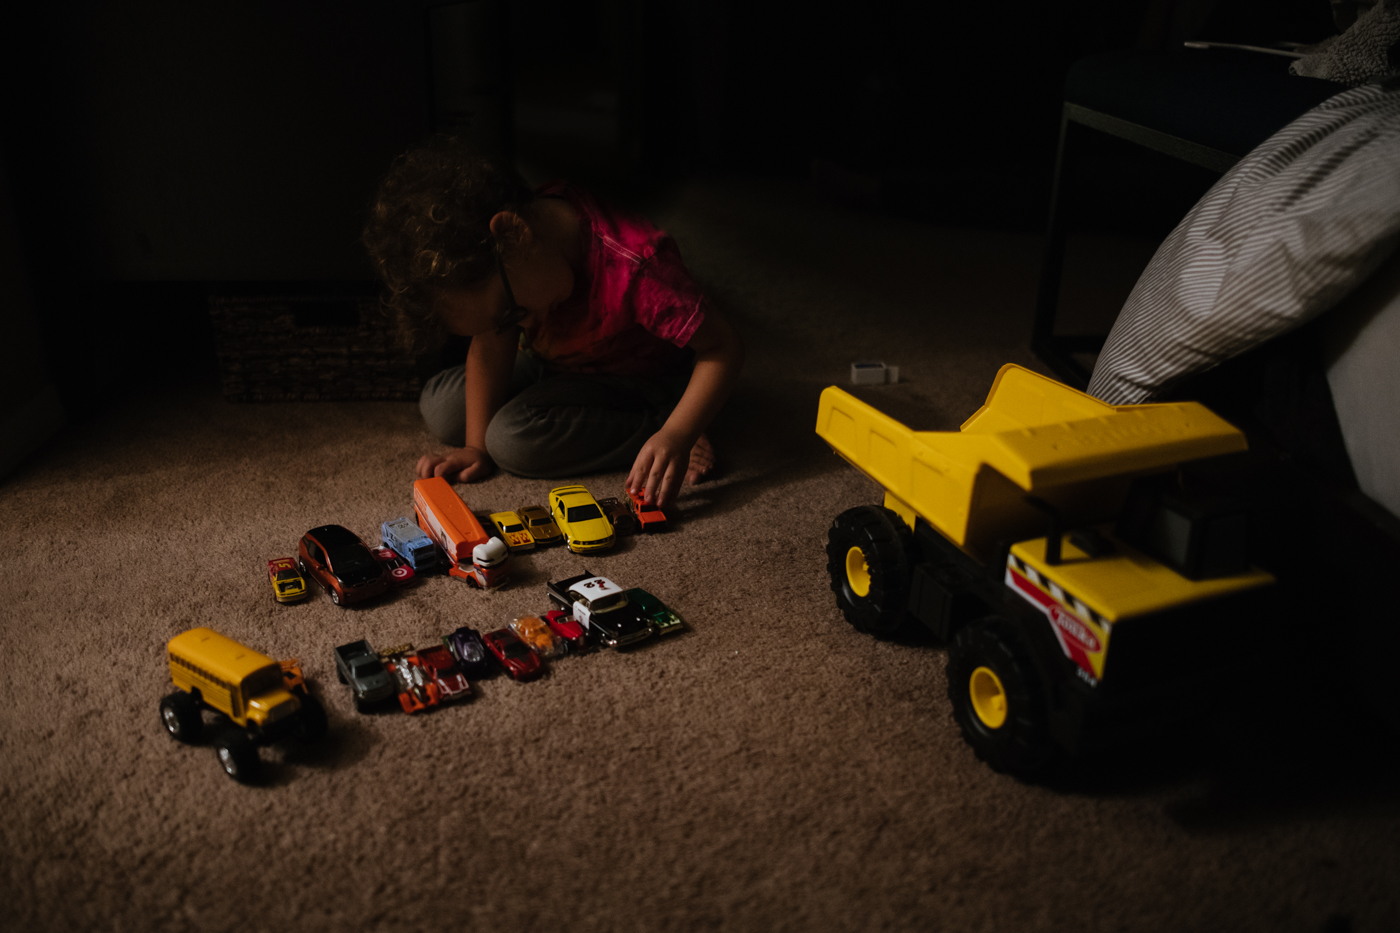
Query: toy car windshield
566 504 603 522
355 658 386 675
328 547 378 576
243 666 284 696
502 641 532 660
590 591 628 613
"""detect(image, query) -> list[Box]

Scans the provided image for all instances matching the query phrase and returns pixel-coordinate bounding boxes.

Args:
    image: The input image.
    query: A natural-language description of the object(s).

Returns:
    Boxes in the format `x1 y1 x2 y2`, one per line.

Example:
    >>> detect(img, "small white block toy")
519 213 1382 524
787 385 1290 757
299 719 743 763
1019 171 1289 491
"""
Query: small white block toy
850 361 899 385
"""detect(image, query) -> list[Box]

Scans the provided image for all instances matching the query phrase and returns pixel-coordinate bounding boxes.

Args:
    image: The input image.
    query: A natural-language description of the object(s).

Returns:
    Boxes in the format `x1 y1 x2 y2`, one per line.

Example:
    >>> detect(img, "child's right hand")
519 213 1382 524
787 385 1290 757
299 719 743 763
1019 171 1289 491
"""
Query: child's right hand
416 446 496 484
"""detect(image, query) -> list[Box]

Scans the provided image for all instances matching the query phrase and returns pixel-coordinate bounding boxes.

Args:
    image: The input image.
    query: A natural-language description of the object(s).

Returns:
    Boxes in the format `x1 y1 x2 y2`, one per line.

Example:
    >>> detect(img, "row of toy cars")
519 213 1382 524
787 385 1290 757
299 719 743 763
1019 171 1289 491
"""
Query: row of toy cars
333 572 685 714
159 575 686 780
489 485 667 555
333 639 475 714
267 481 671 608
267 525 421 607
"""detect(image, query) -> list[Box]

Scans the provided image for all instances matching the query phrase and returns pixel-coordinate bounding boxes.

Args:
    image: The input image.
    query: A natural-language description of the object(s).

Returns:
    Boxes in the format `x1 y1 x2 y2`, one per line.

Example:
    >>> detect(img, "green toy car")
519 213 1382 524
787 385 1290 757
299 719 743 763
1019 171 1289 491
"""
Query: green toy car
626 588 684 637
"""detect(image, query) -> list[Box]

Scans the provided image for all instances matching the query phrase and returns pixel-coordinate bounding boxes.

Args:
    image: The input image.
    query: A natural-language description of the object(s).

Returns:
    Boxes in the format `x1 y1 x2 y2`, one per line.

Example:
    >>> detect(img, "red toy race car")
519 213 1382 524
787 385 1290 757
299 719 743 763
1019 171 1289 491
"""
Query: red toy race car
627 489 668 532
417 644 472 701
482 628 544 682
371 546 416 587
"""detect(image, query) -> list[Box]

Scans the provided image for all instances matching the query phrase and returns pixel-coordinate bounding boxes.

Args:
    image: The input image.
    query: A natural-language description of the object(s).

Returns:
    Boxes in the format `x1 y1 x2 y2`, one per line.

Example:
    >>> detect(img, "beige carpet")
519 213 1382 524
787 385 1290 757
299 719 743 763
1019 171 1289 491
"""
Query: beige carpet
3 179 1396 932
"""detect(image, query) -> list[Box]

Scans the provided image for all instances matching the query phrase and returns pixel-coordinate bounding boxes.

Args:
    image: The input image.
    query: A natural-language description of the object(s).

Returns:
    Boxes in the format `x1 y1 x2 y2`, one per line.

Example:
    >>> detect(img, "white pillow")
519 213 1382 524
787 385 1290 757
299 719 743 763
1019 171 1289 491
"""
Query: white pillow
1087 79 1400 405
1323 248 1400 518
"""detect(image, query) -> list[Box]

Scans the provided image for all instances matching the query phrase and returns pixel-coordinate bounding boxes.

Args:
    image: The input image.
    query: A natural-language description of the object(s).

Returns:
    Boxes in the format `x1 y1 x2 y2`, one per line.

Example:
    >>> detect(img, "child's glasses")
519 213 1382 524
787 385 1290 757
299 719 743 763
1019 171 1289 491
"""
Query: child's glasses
495 250 530 334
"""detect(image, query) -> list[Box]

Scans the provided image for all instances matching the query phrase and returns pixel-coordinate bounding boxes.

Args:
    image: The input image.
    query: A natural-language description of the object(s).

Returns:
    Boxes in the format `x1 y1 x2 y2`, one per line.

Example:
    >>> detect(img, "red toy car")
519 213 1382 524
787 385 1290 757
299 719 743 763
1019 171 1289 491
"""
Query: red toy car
417 644 472 701
297 525 390 606
544 609 588 652
482 628 544 682
627 489 668 532
371 546 416 587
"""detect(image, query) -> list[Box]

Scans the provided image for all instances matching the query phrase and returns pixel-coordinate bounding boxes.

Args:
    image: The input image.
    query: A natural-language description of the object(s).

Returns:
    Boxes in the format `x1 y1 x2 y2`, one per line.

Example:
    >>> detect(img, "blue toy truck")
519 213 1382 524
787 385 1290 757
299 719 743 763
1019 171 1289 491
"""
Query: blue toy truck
381 516 439 572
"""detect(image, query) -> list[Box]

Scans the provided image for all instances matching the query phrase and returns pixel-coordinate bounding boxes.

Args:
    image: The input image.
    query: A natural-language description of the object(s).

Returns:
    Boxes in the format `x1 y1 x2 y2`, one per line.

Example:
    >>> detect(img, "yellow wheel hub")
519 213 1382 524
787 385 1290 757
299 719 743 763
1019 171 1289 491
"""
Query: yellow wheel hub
845 546 871 597
969 666 1008 729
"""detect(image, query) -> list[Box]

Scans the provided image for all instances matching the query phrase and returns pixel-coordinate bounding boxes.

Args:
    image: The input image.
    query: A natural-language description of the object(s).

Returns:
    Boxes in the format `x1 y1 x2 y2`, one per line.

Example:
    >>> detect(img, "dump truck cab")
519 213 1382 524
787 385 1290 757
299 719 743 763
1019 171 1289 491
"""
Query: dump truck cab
817 364 1276 774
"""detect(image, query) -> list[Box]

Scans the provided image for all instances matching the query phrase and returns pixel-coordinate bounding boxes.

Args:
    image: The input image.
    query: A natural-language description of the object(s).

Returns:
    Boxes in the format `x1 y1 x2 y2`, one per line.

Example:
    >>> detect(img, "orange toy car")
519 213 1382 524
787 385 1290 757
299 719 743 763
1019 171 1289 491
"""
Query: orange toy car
380 645 443 714
627 489 668 532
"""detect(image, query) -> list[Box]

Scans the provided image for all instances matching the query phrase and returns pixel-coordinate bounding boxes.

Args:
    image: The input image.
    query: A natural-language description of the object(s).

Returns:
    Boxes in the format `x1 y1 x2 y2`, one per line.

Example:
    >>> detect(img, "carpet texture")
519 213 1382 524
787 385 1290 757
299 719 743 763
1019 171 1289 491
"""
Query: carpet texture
2 179 1397 932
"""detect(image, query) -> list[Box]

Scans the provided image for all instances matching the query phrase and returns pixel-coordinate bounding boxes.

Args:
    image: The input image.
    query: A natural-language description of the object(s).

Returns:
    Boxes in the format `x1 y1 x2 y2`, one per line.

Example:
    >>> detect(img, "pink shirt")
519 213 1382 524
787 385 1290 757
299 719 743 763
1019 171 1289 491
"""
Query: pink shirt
521 183 706 380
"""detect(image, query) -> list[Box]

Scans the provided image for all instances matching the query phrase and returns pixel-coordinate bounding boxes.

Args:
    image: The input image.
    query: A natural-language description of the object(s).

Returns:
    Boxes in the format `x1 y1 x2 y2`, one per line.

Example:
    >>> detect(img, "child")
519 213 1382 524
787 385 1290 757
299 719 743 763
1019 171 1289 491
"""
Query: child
362 136 743 510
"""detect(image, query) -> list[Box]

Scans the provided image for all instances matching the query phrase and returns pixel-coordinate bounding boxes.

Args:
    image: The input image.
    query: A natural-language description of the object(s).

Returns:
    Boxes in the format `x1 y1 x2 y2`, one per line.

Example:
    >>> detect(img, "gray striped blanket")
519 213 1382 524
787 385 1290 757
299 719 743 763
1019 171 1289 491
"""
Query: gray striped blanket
1087 78 1400 405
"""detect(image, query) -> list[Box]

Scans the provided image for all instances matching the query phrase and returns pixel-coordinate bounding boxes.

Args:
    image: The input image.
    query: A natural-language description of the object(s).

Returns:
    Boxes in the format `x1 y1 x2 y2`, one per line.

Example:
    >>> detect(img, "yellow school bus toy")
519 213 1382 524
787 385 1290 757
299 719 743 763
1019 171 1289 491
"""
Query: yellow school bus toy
817 364 1277 775
159 627 328 782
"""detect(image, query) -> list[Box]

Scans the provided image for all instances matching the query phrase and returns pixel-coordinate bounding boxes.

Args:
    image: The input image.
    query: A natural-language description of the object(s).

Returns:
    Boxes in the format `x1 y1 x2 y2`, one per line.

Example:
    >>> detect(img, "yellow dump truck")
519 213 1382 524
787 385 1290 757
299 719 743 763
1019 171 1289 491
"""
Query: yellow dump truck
817 364 1277 774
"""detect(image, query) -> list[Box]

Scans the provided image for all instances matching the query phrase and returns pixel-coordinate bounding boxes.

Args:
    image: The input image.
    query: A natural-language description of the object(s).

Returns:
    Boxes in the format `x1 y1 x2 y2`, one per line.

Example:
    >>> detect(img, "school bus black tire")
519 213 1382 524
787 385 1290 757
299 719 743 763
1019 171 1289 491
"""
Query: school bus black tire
947 618 1055 776
214 730 261 784
827 506 911 637
159 692 203 744
296 694 329 743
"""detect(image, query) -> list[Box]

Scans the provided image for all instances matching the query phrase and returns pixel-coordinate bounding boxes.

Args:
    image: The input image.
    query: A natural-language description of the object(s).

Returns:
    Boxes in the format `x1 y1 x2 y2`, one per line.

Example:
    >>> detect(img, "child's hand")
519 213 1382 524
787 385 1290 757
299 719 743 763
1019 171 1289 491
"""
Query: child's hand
416 446 495 484
628 429 711 510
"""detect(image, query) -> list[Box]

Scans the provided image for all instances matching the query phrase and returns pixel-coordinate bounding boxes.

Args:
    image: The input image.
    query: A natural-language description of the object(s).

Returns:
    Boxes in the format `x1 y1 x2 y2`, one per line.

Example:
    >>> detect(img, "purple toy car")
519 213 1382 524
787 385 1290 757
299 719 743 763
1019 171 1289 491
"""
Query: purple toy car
444 626 496 679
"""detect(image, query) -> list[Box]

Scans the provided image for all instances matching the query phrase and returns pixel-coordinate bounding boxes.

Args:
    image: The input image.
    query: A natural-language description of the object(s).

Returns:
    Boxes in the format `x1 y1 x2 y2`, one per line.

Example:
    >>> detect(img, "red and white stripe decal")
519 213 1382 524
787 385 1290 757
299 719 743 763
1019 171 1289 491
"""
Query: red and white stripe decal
1006 566 1098 678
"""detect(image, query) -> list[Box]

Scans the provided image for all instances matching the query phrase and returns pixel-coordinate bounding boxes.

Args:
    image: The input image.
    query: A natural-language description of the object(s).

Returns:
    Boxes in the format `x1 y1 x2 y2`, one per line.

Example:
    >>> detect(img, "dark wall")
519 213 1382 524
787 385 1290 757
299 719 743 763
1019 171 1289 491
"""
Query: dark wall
3 0 1340 282
2 2 439 412
646 0 1334 227
4 1 434 284
0 0 1339 416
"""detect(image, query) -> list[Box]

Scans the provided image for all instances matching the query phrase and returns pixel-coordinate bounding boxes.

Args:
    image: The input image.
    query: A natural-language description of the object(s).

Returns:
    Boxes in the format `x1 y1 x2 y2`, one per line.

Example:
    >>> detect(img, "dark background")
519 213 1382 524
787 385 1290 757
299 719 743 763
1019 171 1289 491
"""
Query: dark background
0 0 1337 419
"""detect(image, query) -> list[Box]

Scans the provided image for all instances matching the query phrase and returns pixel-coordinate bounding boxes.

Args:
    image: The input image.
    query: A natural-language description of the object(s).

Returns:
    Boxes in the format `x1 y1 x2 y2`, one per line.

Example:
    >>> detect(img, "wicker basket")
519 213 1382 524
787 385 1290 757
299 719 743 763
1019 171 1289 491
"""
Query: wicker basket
209 293 422 402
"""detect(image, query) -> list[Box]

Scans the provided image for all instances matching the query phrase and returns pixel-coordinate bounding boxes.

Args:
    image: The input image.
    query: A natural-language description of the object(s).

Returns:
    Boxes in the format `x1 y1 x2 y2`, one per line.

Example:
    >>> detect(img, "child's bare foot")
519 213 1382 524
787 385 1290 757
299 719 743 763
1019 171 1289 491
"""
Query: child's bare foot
686 434 715 484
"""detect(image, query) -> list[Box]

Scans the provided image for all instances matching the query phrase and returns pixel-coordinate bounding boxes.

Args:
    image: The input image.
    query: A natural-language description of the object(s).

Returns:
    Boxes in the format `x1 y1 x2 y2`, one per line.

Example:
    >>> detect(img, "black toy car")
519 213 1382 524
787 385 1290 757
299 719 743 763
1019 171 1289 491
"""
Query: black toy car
546 572 654 649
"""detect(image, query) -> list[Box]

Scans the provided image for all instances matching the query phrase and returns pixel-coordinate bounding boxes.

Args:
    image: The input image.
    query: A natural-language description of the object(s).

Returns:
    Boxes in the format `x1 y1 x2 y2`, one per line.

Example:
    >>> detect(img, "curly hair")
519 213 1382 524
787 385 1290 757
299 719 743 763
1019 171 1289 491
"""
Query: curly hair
362 135 535 351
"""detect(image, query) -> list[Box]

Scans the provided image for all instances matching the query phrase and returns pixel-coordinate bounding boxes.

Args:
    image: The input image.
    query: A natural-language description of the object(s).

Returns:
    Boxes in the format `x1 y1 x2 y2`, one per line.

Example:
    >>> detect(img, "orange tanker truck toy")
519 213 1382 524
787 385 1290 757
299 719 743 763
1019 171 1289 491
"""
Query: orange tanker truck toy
413 477 509 589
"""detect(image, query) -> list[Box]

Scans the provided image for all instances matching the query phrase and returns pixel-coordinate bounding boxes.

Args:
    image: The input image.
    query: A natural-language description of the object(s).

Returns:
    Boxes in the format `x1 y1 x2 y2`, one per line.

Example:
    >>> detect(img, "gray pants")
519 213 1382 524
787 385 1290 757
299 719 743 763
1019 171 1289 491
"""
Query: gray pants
419 352 689 478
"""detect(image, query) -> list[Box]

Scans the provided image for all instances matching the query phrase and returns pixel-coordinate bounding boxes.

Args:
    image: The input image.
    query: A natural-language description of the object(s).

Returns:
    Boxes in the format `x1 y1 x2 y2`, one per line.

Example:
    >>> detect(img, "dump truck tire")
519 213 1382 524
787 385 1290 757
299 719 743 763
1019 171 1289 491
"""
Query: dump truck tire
947 618 1055 776
827 506 910 637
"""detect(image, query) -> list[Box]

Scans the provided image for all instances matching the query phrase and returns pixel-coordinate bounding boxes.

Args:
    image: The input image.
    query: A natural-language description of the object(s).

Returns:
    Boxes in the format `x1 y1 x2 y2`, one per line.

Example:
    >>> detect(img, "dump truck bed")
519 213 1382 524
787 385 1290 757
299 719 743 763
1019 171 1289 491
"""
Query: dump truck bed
815 364 1248 556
